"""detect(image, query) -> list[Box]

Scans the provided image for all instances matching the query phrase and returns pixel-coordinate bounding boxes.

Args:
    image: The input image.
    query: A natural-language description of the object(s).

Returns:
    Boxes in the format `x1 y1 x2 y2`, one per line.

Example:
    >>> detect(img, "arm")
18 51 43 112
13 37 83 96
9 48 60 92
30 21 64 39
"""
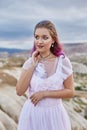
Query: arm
16 65 35 96
44 74 74 98
30 74 74 106
16 50 40 96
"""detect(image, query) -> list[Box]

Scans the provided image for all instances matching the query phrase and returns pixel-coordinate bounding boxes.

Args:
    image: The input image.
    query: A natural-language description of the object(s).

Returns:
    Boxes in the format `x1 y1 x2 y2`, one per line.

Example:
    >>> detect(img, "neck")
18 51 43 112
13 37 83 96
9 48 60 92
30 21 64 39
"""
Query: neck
40 52 51 61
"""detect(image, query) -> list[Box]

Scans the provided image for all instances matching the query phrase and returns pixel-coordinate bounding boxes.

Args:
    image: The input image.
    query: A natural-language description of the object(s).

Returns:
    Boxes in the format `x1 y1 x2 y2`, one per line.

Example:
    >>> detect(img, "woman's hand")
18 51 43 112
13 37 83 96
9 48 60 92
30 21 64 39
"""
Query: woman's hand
30 91 46 106
31 50 40 67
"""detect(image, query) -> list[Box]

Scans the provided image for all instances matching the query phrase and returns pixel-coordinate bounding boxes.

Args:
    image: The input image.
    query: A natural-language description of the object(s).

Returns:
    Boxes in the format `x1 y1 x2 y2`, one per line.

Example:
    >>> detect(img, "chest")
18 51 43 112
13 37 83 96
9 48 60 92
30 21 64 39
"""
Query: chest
30 58 64 91
40 58 58 77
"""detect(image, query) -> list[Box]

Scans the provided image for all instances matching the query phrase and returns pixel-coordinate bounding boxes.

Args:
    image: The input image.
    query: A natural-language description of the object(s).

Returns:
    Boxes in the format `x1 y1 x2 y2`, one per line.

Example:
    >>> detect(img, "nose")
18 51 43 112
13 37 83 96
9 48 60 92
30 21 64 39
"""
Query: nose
38 38 43 44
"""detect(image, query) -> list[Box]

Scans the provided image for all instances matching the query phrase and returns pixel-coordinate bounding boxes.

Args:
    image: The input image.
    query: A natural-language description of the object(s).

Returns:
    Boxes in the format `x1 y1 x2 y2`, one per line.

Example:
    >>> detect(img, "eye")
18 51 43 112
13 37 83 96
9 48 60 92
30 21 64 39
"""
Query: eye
43 35 49 40
34 35 39 40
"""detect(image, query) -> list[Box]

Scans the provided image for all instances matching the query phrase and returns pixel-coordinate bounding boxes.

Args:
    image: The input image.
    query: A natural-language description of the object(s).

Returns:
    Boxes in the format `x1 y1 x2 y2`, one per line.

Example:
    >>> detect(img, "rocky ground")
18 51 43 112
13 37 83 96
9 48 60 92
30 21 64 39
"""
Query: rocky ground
0 43 87 130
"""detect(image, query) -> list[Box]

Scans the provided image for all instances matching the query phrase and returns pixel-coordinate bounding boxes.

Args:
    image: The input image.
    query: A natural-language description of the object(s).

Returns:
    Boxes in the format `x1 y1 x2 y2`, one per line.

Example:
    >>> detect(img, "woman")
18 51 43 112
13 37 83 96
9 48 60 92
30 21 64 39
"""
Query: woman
16 20 74 130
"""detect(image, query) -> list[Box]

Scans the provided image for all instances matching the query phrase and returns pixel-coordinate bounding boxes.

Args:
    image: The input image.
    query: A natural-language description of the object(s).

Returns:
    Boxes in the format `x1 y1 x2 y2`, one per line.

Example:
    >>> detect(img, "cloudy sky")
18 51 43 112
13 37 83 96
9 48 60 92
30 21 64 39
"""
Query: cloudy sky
0 0 87 49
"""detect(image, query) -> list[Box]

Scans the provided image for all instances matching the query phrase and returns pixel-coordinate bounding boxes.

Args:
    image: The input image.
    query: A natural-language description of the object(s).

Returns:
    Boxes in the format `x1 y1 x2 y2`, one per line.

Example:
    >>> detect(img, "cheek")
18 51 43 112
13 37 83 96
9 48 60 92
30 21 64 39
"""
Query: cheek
43 39 52 47
34 40 38 46
44 43 51 49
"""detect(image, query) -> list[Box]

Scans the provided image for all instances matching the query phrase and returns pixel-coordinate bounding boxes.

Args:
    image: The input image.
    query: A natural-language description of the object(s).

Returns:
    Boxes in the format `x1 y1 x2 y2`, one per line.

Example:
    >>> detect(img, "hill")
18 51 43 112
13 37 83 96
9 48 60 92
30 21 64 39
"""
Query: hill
0 47 27 54
63 42 87 55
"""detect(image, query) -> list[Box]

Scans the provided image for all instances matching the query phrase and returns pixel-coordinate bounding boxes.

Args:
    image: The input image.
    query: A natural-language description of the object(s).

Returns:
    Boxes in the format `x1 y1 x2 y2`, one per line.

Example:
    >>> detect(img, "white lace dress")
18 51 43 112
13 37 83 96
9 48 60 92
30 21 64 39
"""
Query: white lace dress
18 55 73 130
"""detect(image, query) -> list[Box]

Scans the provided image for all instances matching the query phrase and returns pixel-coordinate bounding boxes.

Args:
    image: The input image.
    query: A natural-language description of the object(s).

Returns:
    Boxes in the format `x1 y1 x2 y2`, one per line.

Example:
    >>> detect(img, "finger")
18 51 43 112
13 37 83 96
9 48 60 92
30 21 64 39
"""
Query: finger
31 98 38 105
30 97 35 102
30 95 37 102
34 51 39 57
33 99 39 106
30 94 35 99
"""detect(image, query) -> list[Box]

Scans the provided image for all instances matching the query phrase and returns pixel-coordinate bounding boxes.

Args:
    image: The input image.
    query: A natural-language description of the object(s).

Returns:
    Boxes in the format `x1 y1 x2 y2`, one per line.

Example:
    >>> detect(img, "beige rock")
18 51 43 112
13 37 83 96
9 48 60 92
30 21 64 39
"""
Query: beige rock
0 72 17 86
0 122 6 130
0 85 27 107
84 106 87 119
0 110 17 130
0 85 27 130
0 92 21 123
64 101 87 130
3 67 22 80
72 62 87 74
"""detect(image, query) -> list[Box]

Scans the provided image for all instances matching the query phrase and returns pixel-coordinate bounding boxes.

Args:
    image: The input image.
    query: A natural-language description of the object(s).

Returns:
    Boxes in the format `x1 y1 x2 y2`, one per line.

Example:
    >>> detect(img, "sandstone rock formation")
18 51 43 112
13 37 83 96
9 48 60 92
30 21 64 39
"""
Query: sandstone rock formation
72 62 87 74
64 101 87 130
0 50 87 130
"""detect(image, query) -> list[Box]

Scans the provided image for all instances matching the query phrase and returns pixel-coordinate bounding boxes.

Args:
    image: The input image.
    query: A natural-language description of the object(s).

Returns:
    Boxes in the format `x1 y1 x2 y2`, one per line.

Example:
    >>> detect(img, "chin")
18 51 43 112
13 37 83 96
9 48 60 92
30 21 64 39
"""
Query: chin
37 48 44 52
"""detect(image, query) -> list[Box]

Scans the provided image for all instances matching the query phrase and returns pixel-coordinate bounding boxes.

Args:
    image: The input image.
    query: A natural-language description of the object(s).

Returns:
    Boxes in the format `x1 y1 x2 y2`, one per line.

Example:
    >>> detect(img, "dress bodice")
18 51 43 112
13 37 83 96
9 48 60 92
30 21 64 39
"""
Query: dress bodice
23 55 73 107
29 56 63 92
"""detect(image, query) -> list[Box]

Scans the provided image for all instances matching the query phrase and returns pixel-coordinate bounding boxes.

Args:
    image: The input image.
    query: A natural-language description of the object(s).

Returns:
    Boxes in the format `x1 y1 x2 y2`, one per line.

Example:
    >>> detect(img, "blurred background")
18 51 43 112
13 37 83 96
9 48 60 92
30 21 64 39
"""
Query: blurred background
0 0 87 130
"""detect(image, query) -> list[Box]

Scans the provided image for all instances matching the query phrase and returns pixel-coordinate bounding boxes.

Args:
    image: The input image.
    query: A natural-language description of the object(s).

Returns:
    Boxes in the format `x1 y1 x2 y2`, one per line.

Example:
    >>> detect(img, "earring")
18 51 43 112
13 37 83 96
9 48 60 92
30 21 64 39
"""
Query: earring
51 43 54 47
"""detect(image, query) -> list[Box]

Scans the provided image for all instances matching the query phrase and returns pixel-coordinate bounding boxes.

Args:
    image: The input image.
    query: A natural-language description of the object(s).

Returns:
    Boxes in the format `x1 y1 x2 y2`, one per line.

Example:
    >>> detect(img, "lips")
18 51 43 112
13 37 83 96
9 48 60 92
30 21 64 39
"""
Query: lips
38 45 44 48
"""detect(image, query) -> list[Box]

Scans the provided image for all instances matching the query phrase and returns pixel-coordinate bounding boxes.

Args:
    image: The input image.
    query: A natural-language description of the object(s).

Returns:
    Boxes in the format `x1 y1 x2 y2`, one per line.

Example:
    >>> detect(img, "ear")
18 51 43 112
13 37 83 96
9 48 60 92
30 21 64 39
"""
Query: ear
51 43 54 47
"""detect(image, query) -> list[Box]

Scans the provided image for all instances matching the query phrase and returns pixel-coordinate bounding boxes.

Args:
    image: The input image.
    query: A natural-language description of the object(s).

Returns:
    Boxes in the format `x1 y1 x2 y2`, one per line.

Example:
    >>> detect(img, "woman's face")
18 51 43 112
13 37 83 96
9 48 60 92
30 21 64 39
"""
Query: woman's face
34 28 54 53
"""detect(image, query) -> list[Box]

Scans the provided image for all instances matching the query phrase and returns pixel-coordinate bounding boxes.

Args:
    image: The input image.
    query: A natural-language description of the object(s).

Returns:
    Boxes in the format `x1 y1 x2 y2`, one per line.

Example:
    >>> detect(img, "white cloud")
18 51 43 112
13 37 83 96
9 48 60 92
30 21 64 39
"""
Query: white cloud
0 38 34 49
0 0 87 48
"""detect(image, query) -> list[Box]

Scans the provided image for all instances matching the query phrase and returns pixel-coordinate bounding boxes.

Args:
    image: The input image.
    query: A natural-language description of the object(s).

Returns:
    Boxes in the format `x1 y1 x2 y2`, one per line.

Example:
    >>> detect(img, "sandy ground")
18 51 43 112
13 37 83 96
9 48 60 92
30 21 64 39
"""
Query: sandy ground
75 90 87 98
3 67 22 80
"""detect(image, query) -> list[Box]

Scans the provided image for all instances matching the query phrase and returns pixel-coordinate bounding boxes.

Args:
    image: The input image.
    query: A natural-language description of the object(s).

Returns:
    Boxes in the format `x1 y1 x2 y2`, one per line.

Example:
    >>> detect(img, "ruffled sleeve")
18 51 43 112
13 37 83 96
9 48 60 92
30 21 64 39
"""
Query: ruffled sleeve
22 57 32 70
61 56 73 80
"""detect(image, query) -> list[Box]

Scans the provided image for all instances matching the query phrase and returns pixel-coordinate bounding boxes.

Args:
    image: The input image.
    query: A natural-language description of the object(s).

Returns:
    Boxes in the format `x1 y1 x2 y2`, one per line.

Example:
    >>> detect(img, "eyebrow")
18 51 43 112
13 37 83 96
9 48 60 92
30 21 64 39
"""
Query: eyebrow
34 34 49 36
